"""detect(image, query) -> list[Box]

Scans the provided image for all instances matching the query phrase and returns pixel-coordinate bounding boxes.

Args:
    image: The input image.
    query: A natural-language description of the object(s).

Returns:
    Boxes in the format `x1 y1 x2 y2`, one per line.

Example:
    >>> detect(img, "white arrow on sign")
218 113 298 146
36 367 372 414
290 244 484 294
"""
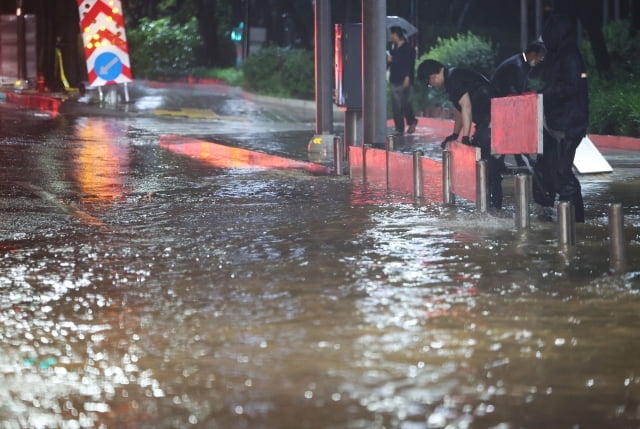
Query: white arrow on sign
100 57 120 76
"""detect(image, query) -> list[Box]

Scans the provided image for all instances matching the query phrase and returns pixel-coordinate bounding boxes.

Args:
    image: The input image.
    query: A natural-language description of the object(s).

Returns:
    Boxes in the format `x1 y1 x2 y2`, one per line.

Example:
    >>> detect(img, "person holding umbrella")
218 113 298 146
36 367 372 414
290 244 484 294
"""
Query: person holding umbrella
387 26 418 135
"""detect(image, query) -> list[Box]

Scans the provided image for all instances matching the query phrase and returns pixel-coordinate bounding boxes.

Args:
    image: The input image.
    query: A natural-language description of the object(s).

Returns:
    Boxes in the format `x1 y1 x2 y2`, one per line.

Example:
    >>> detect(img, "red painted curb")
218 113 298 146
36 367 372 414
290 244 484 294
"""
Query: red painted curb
159 135 332 175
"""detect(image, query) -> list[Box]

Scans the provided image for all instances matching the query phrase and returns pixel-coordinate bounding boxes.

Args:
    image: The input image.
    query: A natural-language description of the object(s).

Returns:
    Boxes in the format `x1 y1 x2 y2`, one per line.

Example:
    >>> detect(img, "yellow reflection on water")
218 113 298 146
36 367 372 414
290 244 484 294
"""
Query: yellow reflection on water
72 117 130 208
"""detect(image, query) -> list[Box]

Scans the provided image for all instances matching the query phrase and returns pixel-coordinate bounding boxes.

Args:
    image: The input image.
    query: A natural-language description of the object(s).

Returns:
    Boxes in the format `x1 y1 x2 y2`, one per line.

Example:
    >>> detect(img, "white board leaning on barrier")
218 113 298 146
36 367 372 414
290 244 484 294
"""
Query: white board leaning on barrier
574 136 613 174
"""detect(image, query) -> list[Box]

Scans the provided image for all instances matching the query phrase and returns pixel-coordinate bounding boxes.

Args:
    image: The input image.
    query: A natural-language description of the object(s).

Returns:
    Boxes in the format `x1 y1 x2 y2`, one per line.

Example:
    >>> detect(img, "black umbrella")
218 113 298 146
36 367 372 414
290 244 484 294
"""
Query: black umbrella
386 16 418 39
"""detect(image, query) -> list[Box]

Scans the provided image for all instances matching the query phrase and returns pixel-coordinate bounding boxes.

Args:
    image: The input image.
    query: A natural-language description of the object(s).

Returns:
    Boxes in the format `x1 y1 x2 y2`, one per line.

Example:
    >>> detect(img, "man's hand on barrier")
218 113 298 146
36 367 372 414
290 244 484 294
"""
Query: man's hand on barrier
440 133 459 149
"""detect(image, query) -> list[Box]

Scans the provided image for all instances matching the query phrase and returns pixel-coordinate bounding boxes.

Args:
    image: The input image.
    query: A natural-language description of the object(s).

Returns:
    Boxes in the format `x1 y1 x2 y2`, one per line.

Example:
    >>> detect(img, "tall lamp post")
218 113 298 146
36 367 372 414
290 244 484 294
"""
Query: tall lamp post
16 0 27 83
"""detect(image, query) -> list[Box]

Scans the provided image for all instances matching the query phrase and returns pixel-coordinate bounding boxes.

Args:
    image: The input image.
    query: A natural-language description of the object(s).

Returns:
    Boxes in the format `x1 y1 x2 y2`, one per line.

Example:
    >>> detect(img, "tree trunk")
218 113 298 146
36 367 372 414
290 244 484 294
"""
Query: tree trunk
195 0 220 67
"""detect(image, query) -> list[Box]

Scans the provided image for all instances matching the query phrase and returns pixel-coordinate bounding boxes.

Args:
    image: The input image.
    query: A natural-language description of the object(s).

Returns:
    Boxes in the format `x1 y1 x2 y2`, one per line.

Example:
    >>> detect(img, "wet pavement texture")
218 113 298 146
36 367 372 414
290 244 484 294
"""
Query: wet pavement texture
1 83 640 429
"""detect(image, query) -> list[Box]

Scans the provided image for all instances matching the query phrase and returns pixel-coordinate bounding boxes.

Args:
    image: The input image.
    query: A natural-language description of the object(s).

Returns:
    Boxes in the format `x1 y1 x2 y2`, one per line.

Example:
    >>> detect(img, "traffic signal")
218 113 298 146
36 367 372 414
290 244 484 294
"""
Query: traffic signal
230 22 244 42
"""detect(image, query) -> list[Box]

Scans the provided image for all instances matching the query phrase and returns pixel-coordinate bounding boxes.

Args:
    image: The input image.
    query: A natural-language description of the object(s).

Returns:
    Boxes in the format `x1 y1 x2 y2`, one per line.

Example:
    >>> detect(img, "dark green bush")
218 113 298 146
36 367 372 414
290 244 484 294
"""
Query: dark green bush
581 20 640 136
241 47 314 99
128 17 203 79
418 32 496 75
589 79 640 136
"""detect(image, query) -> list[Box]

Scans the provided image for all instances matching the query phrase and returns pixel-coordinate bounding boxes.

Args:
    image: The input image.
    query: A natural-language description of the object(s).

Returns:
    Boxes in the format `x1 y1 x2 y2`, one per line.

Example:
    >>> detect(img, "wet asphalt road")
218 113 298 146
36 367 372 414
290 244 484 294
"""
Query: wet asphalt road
0 82 639 429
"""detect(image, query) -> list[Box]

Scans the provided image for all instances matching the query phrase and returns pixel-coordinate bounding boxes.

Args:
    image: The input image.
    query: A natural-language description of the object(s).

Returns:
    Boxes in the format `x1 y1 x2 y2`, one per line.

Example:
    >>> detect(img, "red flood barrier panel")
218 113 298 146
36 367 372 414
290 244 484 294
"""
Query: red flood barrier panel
387 151 414 196
421 157 443 203
4 93 60 118
449 141 480 203
364 147 388 189
349 146 364 181
491 92 542 155
159 135 332 175
348 144 445 204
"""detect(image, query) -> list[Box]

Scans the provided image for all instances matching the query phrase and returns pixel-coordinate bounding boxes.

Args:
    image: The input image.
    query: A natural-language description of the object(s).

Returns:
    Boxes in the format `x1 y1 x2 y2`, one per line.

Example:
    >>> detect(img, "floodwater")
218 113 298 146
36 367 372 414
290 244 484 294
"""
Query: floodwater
1 86 640 429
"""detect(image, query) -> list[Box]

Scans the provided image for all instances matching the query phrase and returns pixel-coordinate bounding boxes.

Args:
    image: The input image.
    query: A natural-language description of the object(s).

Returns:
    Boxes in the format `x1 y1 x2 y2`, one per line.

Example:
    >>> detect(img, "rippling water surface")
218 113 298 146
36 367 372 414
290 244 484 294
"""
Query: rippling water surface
1 97 639 428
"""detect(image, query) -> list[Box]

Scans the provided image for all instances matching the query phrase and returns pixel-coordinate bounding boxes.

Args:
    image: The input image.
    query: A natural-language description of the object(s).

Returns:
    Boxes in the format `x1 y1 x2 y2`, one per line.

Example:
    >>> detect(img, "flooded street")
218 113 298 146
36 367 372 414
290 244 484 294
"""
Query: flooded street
1 85 639 428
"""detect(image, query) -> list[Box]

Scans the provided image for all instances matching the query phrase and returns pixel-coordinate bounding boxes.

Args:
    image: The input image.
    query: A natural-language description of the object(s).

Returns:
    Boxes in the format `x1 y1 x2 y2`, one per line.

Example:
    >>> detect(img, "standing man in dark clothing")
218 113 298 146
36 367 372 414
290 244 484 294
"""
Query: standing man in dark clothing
387 26 418 135
533 14 589 222
417 59 504 209
491 41 547 166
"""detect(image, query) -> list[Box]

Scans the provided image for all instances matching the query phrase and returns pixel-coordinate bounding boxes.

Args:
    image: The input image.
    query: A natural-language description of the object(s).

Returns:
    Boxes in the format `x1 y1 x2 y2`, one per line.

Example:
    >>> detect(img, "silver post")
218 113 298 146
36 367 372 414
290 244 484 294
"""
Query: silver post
333 136 343 176
609 203 626 271
514 174 530 229
476 160 488 213
123 82 130 103
442 150 455 205
557 201 576 247
385 135 395 152
413 150 424 200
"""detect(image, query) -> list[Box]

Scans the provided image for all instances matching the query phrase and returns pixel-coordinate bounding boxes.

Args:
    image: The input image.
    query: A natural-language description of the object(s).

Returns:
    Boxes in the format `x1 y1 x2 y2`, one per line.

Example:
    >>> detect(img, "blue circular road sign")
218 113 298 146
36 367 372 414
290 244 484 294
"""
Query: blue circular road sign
94 52 123 81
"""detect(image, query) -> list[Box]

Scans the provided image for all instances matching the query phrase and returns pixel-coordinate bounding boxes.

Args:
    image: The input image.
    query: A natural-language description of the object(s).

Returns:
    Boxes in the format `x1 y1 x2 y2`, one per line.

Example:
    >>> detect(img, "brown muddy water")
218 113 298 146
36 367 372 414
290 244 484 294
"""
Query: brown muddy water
0 101 639 429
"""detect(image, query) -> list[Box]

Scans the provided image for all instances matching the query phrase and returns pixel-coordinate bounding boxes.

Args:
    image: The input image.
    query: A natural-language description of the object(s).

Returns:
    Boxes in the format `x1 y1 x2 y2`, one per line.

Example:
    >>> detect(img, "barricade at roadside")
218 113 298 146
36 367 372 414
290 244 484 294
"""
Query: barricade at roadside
2 92 60 118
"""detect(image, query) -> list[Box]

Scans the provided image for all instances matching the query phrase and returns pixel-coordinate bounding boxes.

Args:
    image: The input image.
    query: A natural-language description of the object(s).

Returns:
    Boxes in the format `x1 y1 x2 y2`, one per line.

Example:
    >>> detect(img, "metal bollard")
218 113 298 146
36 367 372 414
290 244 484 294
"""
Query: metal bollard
476 160 488 213
609 203 626 271
514 174 530 229
385 135 395 152
413 150 424 200
442 150 455 205
557 201 576 247
333 136 343 176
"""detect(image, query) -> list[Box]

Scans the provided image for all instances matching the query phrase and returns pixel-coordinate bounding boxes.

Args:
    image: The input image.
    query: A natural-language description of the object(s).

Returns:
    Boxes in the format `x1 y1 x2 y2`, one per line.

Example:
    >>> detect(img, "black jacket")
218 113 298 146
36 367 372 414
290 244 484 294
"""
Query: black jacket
541 14 589 138
444 67 494 126
388 41 415 86
491 52 532 96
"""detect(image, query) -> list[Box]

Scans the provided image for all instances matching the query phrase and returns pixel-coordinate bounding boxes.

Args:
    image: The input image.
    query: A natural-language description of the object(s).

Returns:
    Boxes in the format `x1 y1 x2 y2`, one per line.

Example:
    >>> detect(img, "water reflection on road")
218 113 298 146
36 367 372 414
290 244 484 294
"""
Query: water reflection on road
0 97 639 428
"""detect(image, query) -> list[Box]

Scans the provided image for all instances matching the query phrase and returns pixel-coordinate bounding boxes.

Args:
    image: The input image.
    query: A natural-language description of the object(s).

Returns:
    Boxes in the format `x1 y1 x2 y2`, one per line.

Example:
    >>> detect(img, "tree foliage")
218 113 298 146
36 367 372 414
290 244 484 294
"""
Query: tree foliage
127 17 203 79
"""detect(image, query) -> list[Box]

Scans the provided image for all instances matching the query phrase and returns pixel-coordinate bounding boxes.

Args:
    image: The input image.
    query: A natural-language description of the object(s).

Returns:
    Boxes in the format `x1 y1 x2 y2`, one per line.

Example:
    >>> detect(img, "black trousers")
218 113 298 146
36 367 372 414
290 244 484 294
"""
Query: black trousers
533 129 585 222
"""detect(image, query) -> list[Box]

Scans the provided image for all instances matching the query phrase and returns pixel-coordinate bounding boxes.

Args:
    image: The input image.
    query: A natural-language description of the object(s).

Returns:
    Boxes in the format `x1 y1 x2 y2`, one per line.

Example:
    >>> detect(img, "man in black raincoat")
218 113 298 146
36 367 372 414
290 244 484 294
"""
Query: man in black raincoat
417 59 504 209
533 14 589 222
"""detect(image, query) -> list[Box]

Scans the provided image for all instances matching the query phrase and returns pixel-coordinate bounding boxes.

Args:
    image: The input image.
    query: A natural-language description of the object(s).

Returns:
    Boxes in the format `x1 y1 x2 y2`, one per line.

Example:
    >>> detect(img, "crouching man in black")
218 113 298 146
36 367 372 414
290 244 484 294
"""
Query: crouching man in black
417 59 504 210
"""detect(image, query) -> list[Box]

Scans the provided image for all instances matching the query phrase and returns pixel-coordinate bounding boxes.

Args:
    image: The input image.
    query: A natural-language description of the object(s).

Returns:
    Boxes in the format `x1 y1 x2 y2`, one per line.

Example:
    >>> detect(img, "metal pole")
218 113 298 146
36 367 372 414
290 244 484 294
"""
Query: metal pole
243 0 249 58
362 0 387 147
413 150 423 200
476 160 488 213
344 110 361 147
16 0 27 82
333 136 343 176
557 201 576 247
514 174 530 229
520 0 528 51
443 150 455 205
535 0 543 37
385 134 395 151
314 0 333 135
609 203 626 271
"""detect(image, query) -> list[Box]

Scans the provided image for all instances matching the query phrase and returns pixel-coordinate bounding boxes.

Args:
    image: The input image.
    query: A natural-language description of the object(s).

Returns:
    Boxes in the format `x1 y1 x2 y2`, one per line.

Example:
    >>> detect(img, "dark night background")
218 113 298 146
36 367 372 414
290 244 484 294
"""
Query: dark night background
1 0 638 89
